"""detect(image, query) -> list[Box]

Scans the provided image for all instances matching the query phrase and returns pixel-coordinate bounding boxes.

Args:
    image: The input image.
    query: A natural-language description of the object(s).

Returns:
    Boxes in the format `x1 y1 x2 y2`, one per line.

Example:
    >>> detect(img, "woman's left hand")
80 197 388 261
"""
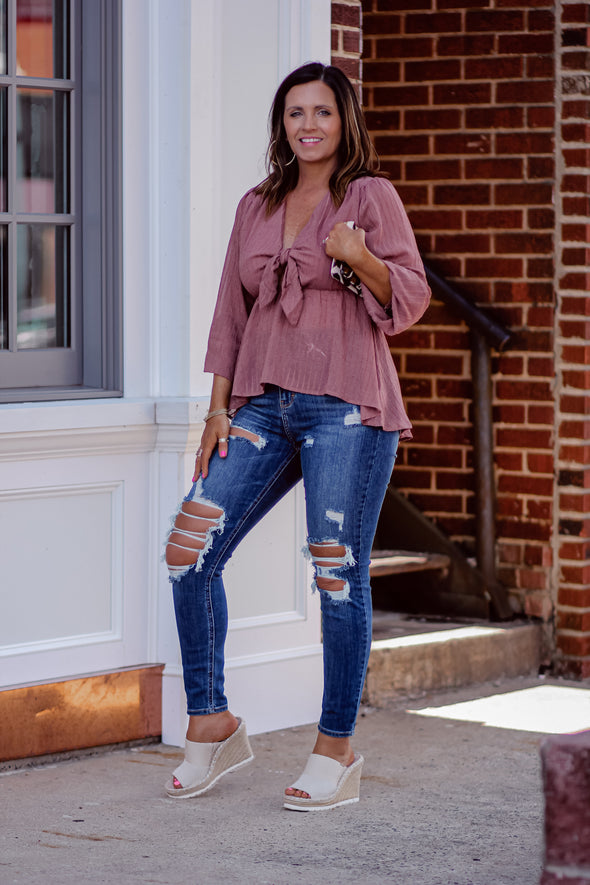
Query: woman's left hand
324 222 366 267
324 221 393 307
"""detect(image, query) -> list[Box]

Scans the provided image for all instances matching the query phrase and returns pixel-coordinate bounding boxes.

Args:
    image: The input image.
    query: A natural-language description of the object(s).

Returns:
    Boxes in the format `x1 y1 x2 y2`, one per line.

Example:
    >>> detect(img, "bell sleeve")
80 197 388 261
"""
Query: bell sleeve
357 177 431 336
203 193 251 381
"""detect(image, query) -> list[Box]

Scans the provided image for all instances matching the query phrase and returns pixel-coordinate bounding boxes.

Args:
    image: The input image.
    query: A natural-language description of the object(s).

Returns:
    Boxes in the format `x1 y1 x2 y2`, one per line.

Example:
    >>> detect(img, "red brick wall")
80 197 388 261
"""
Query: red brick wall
555 1 590 677
361 0 590 673
332 0 362 87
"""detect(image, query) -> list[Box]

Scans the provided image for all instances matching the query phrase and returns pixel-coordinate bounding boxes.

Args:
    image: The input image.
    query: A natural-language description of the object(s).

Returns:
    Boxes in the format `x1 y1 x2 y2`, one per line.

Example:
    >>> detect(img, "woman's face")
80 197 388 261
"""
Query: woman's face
282 80 342 171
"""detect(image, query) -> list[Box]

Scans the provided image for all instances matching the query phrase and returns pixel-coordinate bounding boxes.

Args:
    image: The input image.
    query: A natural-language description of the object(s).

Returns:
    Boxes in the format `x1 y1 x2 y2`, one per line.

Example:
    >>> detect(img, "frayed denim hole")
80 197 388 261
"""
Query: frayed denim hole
325 509 345 532
305 540 355 602
193 509 226 573
229 425 267 451
164 493 226 580
344 407 362 427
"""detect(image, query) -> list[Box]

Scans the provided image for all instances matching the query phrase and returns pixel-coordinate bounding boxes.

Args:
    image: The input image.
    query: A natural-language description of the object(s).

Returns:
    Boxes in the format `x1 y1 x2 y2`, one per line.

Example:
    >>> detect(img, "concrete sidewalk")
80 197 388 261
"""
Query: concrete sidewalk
2 674 588 885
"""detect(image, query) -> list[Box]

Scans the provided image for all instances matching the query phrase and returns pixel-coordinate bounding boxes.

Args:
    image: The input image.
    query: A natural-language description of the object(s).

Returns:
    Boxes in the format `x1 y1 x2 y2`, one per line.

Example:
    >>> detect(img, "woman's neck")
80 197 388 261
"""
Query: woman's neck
293 159 337 195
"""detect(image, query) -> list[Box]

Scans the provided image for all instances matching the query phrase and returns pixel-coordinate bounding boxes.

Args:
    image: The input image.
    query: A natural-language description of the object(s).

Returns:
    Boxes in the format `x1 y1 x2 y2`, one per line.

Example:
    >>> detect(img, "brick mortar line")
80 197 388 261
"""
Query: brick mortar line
394 165 556 172
371 82 555 90
551 629 590 638
500 493 554 498
557 608 590 617
496 450 555 455
556 656 590 663
499 470 555 475
369 95 556 107
363 62 556 68
369 126 554 134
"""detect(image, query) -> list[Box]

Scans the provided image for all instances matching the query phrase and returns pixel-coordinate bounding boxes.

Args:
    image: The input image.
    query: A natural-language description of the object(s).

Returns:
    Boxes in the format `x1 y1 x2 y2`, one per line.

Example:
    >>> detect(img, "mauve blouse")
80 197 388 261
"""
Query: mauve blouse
204 175 430 436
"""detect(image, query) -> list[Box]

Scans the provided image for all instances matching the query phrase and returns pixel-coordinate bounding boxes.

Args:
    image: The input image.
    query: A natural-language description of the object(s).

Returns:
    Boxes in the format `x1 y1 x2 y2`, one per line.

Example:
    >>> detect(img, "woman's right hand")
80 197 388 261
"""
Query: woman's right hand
193 414 231 481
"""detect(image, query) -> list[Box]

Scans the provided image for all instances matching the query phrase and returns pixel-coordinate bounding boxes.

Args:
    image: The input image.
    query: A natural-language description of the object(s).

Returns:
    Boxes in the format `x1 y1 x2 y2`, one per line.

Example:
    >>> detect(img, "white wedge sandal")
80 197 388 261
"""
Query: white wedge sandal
165 718 254 799
284 753 364 811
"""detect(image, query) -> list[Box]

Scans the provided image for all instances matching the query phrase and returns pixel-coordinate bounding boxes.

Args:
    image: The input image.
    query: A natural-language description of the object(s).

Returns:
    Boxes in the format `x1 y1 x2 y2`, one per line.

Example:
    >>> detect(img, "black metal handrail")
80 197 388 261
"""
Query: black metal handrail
417 256 512 618
422 259 511 351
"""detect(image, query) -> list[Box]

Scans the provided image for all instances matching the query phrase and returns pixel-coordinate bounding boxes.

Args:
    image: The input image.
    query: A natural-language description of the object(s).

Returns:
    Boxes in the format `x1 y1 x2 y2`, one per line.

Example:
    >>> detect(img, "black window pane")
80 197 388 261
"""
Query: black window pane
0 86 6 211
17 223 70 350
0 0 6 76
0 225 7 349
16 0 69 80
17 87 69 213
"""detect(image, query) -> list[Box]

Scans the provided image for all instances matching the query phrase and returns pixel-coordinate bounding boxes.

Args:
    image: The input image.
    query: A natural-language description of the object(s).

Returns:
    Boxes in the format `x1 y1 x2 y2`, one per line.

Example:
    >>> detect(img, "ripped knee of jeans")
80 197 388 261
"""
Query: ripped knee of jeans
164 483 226 580
304 539 355 602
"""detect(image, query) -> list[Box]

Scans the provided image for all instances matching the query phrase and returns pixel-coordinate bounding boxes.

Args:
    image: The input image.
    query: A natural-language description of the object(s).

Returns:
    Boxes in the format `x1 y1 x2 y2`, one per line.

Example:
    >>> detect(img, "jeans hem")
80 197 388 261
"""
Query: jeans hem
186 705 229 716
318 724 355 738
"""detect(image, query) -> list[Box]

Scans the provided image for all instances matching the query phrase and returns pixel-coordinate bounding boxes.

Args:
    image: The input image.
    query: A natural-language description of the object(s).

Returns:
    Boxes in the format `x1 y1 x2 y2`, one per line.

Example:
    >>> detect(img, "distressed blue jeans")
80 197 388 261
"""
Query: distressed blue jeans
166 386 399 737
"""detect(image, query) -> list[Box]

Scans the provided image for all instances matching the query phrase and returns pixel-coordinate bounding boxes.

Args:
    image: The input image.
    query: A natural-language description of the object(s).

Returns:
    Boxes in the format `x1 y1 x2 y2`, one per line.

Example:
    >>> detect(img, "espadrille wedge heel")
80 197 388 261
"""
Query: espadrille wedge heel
165 717 254 799
284 752 364 811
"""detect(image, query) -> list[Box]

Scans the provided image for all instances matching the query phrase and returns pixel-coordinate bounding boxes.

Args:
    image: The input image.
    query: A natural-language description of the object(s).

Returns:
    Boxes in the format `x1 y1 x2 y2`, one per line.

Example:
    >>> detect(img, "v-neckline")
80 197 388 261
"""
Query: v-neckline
281 191 330 252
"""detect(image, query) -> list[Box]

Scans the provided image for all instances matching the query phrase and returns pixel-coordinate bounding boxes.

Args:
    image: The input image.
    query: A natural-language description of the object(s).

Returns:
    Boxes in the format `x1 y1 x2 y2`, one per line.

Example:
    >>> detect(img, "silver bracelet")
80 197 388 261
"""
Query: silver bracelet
204 408 229 422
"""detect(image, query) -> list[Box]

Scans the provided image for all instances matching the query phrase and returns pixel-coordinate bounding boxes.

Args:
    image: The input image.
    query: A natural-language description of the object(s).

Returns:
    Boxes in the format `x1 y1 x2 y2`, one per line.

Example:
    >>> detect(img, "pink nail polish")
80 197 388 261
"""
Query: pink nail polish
220 451 227 459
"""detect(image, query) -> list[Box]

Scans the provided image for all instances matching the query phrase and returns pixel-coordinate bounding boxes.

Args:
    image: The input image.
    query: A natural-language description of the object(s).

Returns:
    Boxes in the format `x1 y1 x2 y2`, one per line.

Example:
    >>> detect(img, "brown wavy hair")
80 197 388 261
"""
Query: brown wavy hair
255 62 383 213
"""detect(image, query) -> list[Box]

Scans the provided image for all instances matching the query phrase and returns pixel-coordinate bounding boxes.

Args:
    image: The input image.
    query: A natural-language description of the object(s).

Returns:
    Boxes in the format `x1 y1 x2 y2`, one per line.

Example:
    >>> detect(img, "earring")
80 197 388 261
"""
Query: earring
285 152 297 166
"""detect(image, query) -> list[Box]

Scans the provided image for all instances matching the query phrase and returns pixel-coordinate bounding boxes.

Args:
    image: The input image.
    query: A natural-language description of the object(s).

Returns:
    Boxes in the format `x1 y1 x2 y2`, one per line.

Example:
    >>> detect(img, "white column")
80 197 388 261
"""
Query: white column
153 0 332 744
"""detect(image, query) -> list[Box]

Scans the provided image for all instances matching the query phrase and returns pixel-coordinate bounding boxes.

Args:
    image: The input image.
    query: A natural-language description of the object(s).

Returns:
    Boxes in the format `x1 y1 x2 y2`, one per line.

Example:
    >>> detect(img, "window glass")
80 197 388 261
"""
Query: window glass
0 0 6 75
0 85 6 211
16 0 69 80
0 225 7 349
16 87 69 213
16 223 69 349
0 0 121 397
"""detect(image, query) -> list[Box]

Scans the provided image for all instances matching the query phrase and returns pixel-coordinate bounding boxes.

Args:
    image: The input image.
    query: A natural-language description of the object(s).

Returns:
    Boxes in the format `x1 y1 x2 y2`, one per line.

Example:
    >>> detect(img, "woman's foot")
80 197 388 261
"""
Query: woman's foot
173 711 239 789
166 715 254 799
284 733 355 800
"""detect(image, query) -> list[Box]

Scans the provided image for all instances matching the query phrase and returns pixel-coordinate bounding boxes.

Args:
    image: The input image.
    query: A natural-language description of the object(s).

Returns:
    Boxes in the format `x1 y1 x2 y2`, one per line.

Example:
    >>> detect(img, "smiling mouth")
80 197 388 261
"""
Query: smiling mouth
300 137 322 144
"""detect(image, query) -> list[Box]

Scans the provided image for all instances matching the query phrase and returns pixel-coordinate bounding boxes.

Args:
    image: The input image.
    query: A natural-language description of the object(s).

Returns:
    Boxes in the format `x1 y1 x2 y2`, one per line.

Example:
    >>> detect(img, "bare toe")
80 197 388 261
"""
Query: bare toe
285 787 310 799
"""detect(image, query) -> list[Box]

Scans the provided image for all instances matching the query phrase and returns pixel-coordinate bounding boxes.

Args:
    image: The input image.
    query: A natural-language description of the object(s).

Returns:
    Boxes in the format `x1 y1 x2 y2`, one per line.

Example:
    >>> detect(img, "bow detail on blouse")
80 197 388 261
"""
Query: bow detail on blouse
257 249 305 326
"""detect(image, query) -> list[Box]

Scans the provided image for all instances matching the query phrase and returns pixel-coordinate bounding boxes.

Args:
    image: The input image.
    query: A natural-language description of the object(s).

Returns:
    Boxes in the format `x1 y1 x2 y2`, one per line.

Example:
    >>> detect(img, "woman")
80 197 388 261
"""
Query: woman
164 62 430 811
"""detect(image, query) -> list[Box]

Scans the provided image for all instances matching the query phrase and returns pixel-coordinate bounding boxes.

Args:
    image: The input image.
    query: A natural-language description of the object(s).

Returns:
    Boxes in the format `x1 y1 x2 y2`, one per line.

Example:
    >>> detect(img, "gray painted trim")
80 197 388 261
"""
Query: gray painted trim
102 0 123 394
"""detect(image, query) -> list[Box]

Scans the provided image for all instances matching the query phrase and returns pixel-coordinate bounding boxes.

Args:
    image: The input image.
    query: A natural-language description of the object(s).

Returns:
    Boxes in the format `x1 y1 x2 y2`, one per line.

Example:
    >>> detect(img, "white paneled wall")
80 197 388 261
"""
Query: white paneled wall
0 401 155 687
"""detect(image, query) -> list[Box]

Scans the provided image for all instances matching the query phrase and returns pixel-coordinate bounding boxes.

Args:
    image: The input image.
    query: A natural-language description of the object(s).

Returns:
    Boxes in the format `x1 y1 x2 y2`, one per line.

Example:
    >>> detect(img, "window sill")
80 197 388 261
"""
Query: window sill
0 396 210 462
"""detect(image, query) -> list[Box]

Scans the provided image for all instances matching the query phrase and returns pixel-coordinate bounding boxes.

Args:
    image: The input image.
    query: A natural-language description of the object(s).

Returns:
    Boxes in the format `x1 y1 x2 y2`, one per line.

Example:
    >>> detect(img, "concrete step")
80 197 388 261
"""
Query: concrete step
364 611 542 706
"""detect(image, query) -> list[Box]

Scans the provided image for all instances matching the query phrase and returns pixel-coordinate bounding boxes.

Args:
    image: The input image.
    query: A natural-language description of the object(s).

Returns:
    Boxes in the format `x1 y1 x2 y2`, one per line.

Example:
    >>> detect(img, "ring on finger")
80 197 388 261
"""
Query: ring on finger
196 448 203 457
218 437 228 444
